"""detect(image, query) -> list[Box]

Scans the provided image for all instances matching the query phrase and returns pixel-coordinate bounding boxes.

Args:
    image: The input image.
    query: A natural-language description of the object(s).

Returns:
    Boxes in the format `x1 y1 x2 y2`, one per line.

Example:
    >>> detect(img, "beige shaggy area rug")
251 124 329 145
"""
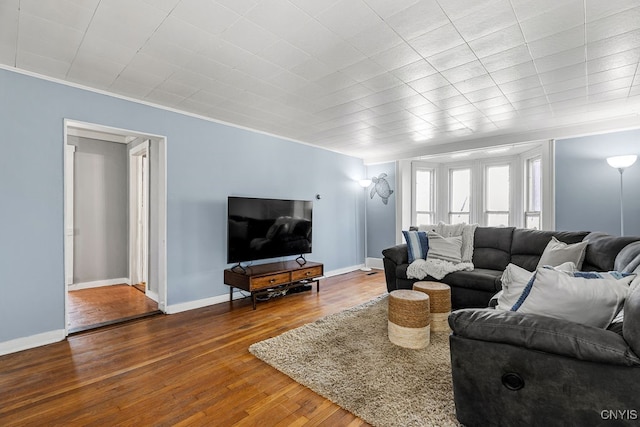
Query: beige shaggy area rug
249 295 460 427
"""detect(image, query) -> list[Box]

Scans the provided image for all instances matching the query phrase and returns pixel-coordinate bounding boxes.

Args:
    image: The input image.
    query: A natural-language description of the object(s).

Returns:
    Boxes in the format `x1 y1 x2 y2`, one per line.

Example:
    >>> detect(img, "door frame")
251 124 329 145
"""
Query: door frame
63 119 168 336
129 140 150 297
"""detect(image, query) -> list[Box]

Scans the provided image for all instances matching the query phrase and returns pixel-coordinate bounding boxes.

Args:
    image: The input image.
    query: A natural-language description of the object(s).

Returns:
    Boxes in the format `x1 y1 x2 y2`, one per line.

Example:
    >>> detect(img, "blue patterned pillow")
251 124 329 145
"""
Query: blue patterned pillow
403 230 429 263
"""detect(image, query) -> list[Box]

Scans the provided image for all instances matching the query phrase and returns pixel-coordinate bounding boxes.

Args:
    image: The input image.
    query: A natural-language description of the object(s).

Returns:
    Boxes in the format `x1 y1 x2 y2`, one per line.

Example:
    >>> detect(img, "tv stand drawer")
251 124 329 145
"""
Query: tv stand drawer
292 266 323 281
251 272 290 290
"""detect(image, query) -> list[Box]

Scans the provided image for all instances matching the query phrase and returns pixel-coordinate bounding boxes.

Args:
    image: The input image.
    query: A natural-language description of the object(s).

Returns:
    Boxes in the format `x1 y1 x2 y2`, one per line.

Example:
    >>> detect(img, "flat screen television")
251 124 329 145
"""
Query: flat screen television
227 196 313 264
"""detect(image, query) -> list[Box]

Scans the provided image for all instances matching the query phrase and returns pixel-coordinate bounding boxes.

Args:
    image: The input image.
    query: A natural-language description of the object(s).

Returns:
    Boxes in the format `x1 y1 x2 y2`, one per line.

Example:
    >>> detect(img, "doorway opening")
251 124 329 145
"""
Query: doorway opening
63 120 167 334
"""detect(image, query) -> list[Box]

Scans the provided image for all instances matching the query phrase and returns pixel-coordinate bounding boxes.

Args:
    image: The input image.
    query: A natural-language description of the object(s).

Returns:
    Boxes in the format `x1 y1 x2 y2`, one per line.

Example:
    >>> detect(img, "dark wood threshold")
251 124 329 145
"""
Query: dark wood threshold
68 310 163 335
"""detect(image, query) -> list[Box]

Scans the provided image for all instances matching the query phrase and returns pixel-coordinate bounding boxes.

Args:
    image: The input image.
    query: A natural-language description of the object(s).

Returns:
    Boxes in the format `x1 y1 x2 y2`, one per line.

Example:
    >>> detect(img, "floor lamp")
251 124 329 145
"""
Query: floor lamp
606 155 637 236
359 179 372 271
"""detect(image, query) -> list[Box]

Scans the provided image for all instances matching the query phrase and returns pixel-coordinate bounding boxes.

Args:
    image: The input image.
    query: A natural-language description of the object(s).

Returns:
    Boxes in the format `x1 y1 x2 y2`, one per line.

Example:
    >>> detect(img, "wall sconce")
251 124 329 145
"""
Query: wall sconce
606 155 637 236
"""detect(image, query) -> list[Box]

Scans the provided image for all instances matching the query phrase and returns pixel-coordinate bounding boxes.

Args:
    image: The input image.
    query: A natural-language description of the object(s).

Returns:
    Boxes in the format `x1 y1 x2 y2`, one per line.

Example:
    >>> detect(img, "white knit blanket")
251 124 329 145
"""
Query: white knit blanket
407 258 474 280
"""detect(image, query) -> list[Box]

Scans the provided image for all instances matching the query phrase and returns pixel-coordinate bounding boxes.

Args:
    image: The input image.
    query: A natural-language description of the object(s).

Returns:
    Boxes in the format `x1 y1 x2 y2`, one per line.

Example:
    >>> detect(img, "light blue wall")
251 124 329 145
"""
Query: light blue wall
0 68 365 344
365 162 397 258
555 129 640 236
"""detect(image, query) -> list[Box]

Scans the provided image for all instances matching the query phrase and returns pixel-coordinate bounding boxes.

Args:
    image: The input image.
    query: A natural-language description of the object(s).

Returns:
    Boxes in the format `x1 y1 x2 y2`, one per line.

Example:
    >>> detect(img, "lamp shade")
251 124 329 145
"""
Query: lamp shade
359 179 372 187
607 155 637 169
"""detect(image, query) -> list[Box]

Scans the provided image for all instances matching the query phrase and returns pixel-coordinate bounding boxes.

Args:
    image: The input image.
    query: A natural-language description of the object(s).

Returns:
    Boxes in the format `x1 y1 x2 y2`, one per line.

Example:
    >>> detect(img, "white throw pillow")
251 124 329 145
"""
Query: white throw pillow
426 232 462 264
496 262 576 311
537 237 588 269
511 267 634 328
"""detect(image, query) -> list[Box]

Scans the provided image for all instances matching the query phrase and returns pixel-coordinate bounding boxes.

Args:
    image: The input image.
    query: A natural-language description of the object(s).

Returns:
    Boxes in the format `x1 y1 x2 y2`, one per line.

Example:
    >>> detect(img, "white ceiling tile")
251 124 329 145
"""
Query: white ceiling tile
220 18 279 54
468 25 525 59
20 0 95 32
489 60 537 83
314 72 358 93
15 51 69 78
510 0 581 22
214 0 259 15
172 0 239 35
286 18 343 56
141 38 198 68
433 94 469 109
386 0 448 40
528 26 585 59
453 73 495 93
67 54 123 88
544 76 587 95
428 45 477 72
588 87 629 102
361 74 403 91
145 88 188 106
588 64 637 85
316 0 382 39
589 76 634 94
585 0 638 22
17 17 82 64
407 73 449 93
441 61 487 84
437 0 500 21
481 44 532 73
315 42 366 70
587 48 640 74
88 0 169 48
245 0 311 39
363 0 420 19
371 43 422 70
498 75 541 94
290 57 334 81
339 58 386 82
109 75 156 98
538 63 586 85
586 7 640 42
547 87 586 103
288 0 340 16
409 23 465 58
390 60 437 83
512 95 548 110
259 40 311 70
519 2 584 42
77 32 138 66
534 46 585 74
587 29 640 60
452 1 517 41
127 52 181 80
505 86 546 102
347 22 405 57
473 95 510 109
464 85 503 102
0 41 16 65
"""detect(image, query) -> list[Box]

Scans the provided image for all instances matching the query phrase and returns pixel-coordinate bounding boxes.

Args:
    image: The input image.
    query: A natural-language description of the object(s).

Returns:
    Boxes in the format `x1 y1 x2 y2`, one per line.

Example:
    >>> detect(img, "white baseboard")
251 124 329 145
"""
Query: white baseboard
146 290 159 303
366 257 384 270
68 277 129 291
166 264 368 314
0 329 66 356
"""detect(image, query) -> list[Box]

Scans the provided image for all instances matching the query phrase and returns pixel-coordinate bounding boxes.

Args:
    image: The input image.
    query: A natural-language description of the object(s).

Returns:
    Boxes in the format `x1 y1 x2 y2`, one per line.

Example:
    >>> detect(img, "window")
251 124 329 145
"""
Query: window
414 167 435 226
485 164 510 226
449 168 470 224
525 157 542 229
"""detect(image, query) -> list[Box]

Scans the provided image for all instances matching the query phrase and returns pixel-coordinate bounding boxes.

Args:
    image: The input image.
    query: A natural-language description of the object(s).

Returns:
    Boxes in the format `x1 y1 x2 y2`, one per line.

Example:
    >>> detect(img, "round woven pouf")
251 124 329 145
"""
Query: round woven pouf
413 281 452 332
388 289 430 349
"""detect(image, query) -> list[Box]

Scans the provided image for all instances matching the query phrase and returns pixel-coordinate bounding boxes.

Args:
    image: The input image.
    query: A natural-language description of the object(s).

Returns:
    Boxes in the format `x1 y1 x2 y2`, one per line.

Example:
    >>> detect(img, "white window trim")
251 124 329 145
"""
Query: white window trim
411 161 437 227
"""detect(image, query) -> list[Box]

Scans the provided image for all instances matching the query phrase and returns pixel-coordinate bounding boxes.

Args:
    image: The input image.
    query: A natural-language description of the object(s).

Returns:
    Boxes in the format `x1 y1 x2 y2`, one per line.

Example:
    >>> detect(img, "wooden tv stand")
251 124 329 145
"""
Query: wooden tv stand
224 260 324 309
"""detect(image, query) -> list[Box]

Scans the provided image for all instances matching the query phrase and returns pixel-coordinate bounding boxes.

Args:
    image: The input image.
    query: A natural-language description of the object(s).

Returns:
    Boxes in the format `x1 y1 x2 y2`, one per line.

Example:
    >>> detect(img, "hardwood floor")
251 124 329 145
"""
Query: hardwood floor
0 270 388 426
68 284 160 333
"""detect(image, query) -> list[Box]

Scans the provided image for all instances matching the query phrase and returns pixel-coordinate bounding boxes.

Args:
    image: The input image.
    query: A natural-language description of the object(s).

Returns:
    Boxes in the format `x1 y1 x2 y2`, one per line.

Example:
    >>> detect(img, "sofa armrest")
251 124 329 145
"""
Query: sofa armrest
449 308 640 367
382 244 408 266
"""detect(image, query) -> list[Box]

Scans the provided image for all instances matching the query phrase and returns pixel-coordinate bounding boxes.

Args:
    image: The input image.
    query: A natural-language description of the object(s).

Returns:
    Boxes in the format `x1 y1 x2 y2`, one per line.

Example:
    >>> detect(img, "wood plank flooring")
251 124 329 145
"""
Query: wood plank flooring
0 270 388 426
68 284 160 333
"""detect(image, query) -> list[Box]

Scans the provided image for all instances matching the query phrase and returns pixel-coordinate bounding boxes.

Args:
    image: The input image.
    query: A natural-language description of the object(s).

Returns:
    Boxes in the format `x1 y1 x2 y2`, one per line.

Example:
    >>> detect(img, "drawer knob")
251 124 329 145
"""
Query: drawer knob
269 279 276 284
306 271 311 276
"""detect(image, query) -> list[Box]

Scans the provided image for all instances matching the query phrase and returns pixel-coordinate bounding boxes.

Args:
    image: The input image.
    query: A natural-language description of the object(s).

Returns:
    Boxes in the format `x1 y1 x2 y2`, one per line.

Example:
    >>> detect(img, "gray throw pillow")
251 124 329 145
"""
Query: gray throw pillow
537 237 588 269
426 232 462 264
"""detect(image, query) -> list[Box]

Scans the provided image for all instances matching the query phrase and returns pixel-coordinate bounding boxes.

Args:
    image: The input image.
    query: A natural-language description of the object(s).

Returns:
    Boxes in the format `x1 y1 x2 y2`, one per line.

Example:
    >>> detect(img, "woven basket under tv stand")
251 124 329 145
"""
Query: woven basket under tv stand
224 260 324 309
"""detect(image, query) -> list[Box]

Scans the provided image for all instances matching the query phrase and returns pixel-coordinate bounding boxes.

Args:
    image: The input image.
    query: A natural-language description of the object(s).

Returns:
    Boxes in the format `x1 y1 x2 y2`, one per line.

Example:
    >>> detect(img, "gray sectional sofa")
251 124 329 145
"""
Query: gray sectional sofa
382 226 640 309
383 226 640 426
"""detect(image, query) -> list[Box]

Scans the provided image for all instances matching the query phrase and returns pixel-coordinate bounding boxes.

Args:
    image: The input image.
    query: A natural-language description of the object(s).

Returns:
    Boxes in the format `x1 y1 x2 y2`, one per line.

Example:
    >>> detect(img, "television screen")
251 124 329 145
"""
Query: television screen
227 197 313 264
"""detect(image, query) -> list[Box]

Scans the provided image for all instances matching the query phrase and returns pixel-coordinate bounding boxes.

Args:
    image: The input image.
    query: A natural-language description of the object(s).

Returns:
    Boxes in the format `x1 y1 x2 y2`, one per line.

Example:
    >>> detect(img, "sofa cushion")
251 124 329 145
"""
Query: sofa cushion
536 237 588 269
510 229 589 271
584 232 640 271
441 268 502 293
615 241 640 273
449 309 640 366
402 230 429 263
382 244 408 266
511 267 633 328
472 227 514 271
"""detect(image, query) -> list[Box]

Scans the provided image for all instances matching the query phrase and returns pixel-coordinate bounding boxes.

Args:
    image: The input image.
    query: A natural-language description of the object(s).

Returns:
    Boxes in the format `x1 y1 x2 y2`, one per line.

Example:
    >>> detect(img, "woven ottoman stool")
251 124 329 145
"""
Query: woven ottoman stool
388 289 430 349
413 282 452 332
